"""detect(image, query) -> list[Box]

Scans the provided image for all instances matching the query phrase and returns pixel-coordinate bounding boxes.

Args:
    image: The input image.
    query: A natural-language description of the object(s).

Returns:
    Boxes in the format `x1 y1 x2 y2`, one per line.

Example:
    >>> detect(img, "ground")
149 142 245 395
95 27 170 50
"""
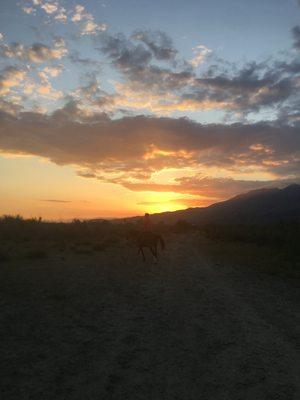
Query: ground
0 234 299 399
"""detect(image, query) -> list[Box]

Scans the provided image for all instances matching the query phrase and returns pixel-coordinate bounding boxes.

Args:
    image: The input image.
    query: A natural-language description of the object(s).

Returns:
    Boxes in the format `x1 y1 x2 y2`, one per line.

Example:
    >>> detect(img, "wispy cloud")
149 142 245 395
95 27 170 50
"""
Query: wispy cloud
40 2 59 15
22 6 35 14
189 44 212 67
0 38 68 63
22 0 67 22
41 199 72 203
0 66 27 95
70 3 107 35
96 29 300 117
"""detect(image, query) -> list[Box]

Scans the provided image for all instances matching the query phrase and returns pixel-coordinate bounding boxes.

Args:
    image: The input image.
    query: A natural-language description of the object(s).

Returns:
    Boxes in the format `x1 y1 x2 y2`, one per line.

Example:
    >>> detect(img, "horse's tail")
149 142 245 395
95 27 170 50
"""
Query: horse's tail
159 235 165 250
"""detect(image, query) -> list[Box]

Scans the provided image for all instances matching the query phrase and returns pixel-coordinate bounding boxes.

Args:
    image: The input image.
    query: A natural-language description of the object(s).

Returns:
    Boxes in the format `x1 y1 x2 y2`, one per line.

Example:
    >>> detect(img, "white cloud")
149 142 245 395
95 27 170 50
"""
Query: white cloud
0 33 4 41
40 2 59 14
0 38 68 63
189 44 212 67
38 65 63 83
0 67 27 95
36 83 62 99
80 20 107 36
22 6 35 14
71 5 86 22
54 8 67 22
71 4 107 35
43 65 63 77
16 74 62 100
22 1 67 23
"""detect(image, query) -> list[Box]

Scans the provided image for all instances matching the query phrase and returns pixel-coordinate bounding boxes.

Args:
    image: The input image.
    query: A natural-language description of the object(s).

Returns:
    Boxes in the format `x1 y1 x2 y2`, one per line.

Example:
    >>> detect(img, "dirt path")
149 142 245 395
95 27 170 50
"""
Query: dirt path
1 234 299 399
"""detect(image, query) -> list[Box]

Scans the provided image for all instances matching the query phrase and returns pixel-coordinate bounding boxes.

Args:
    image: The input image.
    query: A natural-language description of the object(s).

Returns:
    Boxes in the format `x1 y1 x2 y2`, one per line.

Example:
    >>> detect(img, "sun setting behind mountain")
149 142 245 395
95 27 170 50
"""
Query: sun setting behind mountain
0 0 299 219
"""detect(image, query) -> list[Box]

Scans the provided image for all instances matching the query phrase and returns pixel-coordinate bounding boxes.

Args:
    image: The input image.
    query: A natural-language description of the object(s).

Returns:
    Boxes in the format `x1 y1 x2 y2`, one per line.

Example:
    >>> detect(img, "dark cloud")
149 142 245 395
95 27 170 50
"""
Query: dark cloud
278 98 300 125
109 176 300 201
98 31 193 92
274 58 300 74
96 30 300 116
132 30 177 60
51 99 110 123
292 25 300 50
173 176 299 199
70 75 116 115
100 33 152 73
0 98 23 115
41 199 72 203
0 107 299 183
69 51 102 68
186 61 297 113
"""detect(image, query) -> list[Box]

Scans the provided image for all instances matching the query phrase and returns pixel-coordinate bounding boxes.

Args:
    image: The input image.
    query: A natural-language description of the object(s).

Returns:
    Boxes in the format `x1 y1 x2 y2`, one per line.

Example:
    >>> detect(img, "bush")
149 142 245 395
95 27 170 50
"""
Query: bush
25 250 47 259
93 243 107 251
172 220 195 234
0 252 10 262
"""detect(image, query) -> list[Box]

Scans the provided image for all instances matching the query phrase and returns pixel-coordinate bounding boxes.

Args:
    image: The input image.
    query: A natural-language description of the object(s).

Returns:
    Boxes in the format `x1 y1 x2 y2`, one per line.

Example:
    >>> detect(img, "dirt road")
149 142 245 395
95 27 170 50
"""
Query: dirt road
1 234 299 399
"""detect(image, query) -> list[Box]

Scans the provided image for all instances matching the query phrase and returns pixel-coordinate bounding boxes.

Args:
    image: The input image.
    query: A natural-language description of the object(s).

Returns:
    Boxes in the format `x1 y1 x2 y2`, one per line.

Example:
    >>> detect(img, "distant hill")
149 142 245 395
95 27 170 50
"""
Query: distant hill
126 184 300 225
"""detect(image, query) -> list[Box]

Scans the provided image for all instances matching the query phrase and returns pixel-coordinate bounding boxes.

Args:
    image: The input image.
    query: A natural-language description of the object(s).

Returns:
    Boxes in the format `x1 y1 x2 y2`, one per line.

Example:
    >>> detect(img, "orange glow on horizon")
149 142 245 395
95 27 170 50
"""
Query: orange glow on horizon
0 153 281 221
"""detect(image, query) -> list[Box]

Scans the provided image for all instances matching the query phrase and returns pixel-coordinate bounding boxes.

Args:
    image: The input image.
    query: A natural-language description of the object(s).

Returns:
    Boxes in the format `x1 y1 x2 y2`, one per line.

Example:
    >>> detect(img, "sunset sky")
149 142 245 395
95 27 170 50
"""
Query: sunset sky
0 0 300 219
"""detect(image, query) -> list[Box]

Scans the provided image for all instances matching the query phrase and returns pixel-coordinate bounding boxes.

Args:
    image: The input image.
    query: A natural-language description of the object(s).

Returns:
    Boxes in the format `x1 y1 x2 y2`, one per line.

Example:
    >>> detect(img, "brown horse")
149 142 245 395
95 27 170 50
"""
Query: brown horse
126 230 165 262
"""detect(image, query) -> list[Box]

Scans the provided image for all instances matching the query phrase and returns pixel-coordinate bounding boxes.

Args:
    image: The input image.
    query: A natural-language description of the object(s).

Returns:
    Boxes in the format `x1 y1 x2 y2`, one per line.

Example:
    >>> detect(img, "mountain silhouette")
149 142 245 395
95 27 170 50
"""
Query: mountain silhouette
146 184 300 225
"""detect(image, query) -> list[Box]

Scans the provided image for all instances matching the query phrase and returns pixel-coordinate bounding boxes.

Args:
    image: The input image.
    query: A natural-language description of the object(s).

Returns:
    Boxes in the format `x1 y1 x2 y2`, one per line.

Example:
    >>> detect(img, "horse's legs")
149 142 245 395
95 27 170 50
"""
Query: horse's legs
150 245 158 262
154 244 158 260
140 247 146 262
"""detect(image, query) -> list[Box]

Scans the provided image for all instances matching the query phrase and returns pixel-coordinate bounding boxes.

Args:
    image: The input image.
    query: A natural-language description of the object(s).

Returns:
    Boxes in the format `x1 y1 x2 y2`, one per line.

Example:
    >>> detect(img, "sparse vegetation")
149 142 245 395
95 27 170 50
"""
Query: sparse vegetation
0 215 134 262
197 223 300 278
0 251 10 262
199 222 300 249
25 249 47 259
0 215 299 278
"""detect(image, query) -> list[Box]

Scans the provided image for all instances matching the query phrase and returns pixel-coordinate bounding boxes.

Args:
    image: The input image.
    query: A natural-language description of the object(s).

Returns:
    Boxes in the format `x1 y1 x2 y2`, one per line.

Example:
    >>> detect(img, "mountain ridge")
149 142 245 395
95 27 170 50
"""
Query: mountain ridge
121 184 300 225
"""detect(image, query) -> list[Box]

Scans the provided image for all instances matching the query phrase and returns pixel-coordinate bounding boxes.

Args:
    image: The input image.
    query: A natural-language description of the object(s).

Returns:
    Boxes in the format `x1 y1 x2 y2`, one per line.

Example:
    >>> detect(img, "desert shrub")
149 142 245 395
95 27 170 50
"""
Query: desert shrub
198 222 300 278
25 250 47 259
74 248 93 255
0 252 10 262
197 233 300 279
199 222 300 250
0 215 118 243
74 240 93 247
93 243 107 251
172 220 195 234
92 234 122 251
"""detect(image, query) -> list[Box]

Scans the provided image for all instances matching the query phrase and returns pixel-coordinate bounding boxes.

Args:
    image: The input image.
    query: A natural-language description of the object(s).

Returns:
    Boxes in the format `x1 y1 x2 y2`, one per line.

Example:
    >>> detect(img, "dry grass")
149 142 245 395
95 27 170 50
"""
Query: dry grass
196 234 300 279
1 232 299 400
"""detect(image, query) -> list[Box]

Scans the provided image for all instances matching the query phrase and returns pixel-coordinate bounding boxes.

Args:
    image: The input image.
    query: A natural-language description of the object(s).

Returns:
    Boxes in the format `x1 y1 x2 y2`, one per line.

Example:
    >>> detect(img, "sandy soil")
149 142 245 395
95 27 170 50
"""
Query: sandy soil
1 234 299 399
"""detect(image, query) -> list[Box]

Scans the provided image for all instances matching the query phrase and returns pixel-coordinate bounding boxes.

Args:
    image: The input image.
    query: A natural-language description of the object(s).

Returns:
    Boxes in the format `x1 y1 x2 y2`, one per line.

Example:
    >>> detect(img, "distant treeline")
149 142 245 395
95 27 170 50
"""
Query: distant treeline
0 215 125 242
1 215 299 253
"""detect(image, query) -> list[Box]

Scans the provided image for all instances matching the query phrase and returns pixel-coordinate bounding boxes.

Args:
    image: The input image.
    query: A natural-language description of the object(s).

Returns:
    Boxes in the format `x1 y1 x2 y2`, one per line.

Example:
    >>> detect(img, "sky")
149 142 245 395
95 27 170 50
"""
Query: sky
0 0 300 220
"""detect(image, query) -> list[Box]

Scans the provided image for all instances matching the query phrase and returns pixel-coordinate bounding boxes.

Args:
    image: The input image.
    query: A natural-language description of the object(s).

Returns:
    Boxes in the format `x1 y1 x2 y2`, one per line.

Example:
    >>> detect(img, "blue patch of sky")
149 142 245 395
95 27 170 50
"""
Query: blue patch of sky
1 0 299 120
